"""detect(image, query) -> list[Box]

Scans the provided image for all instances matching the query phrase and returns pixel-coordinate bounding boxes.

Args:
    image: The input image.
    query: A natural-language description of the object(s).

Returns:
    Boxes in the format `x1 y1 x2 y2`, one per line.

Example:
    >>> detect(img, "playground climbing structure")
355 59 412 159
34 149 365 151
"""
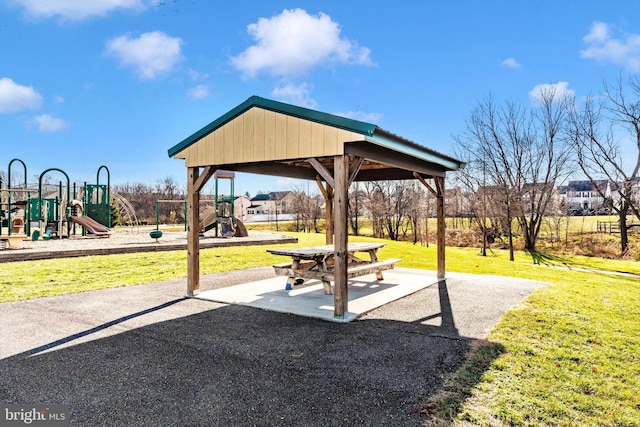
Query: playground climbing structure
1 160 140 245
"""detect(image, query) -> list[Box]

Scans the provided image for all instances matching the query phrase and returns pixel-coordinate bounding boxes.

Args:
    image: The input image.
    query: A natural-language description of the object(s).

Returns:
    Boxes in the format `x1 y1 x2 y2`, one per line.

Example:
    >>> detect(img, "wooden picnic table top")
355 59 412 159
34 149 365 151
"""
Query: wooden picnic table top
267 242 385 258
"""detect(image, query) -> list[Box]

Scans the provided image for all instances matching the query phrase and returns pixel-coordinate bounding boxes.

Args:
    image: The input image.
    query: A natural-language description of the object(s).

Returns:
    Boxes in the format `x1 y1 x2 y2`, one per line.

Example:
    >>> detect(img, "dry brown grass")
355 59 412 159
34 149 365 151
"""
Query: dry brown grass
440 226 640 261
248 217 640 260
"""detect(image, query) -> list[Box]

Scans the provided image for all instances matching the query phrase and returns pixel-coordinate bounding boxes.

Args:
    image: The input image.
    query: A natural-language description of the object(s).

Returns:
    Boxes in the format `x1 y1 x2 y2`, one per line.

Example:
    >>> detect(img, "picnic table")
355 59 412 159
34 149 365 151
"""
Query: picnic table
267 242 400 294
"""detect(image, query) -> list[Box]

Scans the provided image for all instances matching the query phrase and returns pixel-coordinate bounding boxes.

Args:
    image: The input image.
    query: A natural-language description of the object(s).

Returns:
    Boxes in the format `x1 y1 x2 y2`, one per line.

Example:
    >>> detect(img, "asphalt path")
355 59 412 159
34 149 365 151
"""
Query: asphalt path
0 267 545 426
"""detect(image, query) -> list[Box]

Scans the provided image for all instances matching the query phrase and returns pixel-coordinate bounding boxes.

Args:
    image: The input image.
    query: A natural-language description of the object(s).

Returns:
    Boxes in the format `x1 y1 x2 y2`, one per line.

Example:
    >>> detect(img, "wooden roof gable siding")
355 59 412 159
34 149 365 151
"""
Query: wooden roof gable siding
169 96 374 166
174 107 366 167
167 95 464 175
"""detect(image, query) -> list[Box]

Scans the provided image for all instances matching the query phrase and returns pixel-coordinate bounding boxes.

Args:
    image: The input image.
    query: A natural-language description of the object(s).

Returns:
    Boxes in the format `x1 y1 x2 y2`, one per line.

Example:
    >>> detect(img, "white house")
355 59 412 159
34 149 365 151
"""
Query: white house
564 180 610 212
233 195 251 222
247 191 296 218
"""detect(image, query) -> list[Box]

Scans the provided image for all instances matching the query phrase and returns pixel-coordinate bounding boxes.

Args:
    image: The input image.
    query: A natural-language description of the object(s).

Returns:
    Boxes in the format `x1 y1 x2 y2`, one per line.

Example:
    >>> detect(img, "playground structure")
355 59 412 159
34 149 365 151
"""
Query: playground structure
1 159 139 247
150 169 248 241
1 160 249 249
150 199 188 241
111 191 140 230
202 170 247 238
0 159 30 248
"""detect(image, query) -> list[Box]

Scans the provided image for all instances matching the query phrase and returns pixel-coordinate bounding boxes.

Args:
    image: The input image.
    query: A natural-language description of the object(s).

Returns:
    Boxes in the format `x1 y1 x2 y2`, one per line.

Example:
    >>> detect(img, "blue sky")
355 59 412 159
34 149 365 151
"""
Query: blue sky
2 0 640 196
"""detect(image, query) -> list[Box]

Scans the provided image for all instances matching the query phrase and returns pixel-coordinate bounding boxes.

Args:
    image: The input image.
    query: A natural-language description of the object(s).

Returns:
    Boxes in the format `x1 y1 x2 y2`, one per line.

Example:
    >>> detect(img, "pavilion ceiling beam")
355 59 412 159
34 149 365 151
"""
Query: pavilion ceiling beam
228 162 318 180
307 157 334 188
345 142 447 177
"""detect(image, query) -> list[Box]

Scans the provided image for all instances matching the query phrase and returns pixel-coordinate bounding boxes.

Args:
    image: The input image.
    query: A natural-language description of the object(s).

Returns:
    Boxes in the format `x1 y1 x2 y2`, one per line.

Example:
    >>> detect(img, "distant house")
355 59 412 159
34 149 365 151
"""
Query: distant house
565 180 611 213
234 195 251 222
247 191 295 218
472 183 563 216
631 178 640 203
609 177 640 210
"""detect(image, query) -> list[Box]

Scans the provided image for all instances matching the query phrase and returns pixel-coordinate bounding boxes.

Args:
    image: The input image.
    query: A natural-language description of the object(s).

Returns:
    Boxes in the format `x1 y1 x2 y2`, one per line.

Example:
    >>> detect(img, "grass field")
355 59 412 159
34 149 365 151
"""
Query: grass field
1 231 639 426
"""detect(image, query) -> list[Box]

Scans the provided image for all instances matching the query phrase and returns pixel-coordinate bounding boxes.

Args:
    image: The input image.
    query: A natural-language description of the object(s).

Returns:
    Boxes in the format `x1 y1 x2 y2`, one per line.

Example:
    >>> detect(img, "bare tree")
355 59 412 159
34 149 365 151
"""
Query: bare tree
112 176 185 224
570 75 640 255
404 182 430 244
542 192 569 248
291 189 311 232
309 194 324 233
362 182 386 238
348 182 364 236
453 160 499 255
362 180 414 241
455 87 573 257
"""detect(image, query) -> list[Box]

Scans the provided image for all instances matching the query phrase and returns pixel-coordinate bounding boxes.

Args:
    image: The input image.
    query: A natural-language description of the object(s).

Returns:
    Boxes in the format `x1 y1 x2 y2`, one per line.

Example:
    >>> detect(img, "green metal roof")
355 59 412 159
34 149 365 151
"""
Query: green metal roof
167 95 377 158
366 127 464 171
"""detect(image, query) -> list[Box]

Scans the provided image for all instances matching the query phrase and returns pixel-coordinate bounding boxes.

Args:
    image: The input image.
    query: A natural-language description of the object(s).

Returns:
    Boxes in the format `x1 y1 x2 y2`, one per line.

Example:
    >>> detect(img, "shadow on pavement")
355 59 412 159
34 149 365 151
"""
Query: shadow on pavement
0 279 504 426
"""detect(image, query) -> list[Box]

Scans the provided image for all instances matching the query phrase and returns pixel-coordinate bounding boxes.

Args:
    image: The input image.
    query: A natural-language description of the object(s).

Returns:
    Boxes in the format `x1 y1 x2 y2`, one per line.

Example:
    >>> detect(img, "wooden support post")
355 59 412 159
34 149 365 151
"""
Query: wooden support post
333 155 349 319
187 167 201 296
434 176 445 279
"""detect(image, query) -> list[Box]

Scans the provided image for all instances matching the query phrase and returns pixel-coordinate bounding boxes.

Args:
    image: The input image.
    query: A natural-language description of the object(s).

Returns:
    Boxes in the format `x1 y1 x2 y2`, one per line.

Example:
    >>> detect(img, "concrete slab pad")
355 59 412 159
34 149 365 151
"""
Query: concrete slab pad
195 269 436 322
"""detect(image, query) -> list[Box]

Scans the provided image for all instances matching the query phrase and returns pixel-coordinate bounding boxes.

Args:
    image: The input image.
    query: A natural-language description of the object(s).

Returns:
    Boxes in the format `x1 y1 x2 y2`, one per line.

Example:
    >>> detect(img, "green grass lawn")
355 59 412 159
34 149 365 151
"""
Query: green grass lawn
1 231 639 426
427 256 640 426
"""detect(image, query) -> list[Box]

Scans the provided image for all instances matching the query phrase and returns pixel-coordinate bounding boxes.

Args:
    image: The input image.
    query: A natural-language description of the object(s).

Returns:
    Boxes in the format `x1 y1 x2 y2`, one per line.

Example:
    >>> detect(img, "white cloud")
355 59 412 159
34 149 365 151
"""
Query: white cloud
10 0 150 21
501 57 521 68
276 177 303 189
231 8 374 78
187 68 209 81
583 21 609 43
529 82 575 105
581 21 640 72
332 110 383 124
188 84 209 100
0 77 42 113
271 82 317 109
34 114 67 132
54 95 64 103
105 31 184 79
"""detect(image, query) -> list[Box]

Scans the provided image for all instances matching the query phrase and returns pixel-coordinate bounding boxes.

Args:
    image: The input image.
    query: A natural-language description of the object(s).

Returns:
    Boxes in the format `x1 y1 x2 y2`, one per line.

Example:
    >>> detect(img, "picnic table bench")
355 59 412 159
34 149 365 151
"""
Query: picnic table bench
267 242 401 294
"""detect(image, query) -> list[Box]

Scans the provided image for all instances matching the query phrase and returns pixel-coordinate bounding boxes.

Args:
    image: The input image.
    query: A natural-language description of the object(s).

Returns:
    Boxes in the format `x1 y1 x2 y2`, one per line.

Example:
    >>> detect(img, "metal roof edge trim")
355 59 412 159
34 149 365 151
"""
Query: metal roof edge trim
367 128 465 171
254 96 376 136
168 95 376 158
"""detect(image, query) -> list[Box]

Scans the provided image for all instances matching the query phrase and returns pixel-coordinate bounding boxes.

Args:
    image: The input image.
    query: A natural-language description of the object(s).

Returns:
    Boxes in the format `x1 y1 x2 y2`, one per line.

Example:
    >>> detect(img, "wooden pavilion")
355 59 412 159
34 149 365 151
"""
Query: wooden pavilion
168 96 464 320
